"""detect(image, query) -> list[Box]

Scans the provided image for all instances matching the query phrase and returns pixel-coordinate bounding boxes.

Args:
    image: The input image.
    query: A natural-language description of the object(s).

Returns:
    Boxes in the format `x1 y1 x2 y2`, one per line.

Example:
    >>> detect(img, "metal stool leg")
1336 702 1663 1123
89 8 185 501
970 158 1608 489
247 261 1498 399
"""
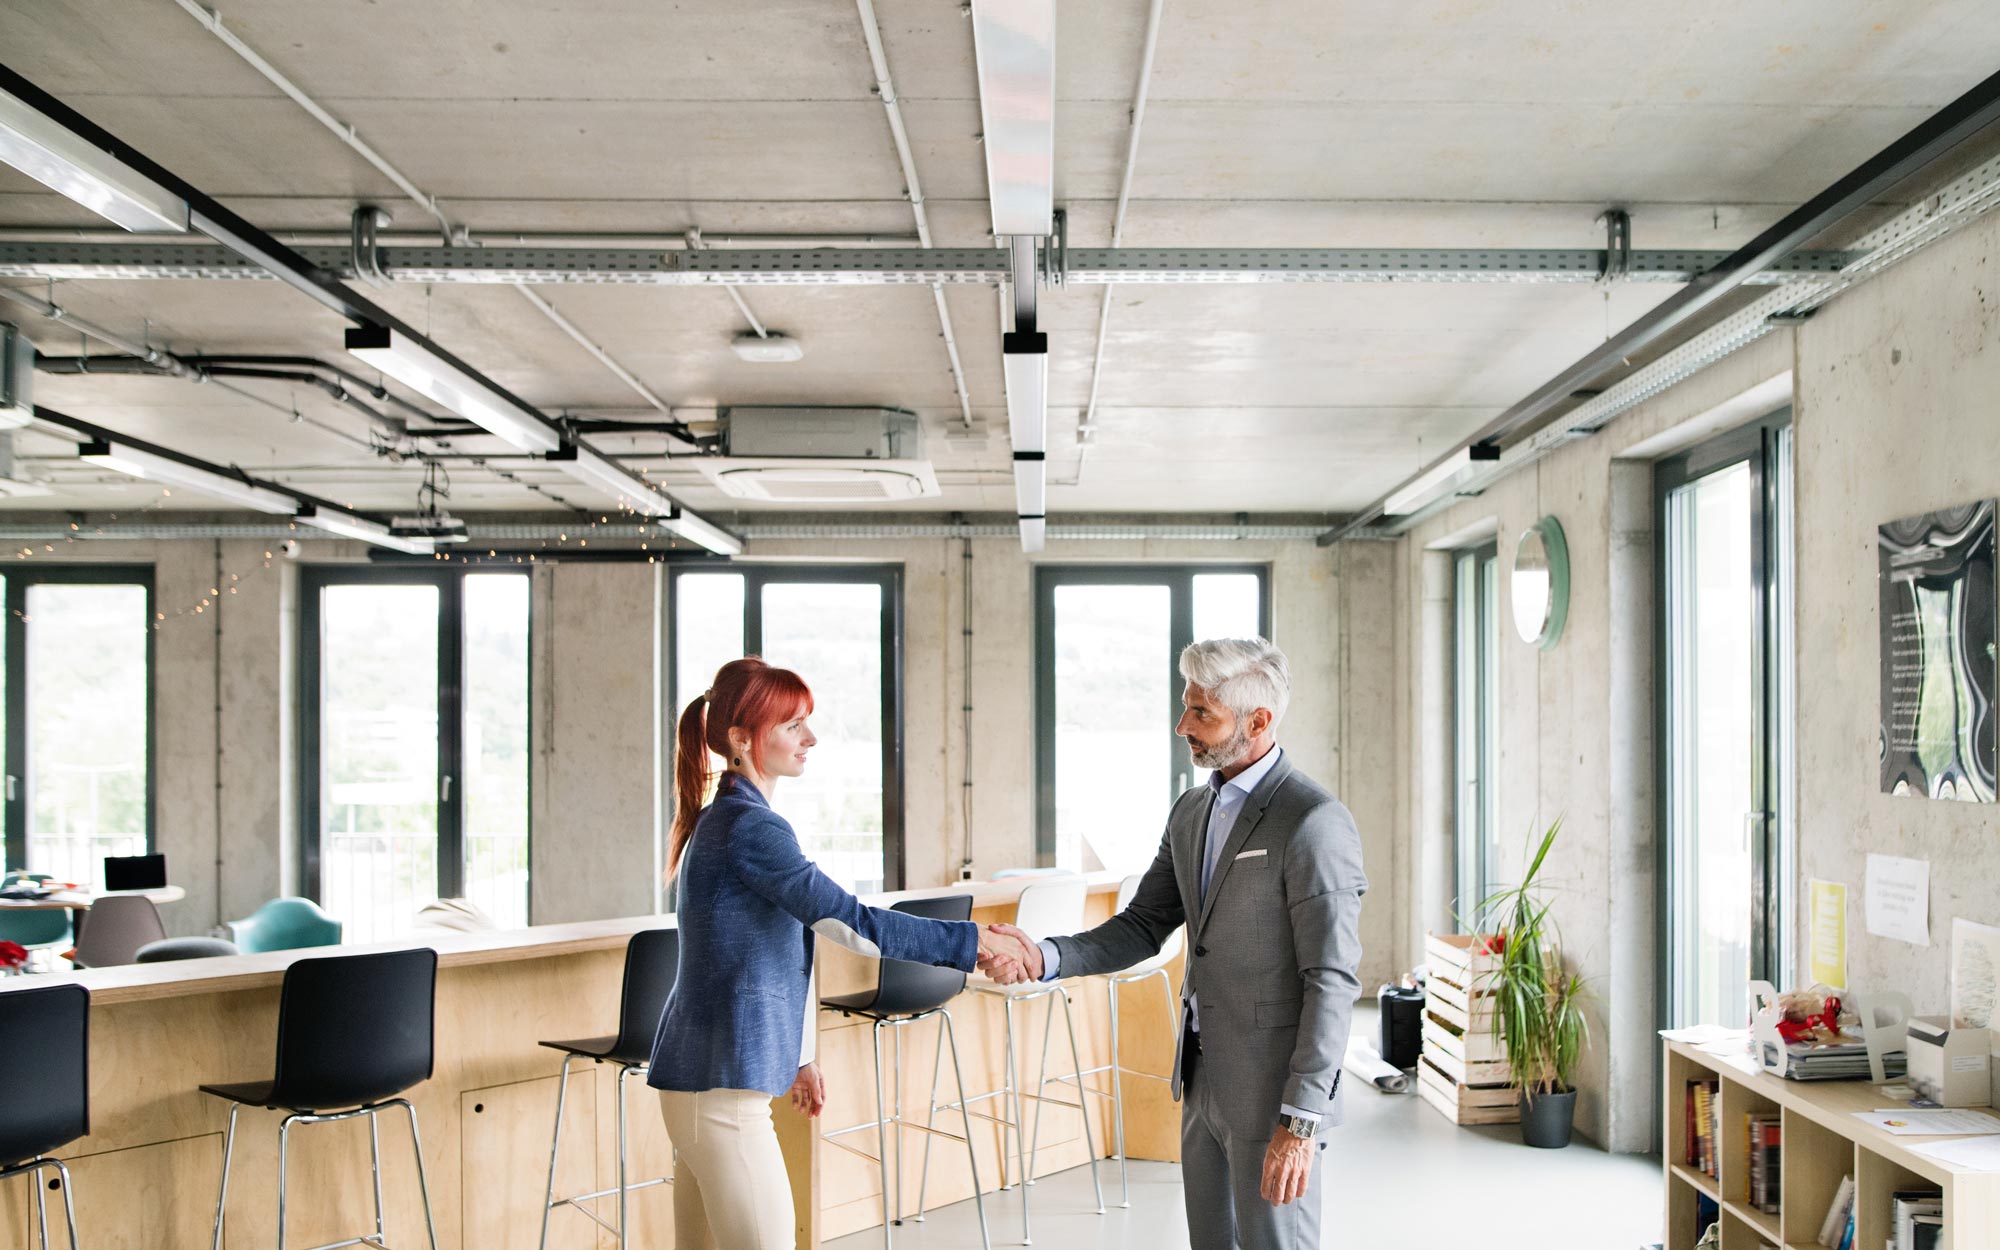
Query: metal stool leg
941 1010 993 1250
914 1015 946 1222
50 1160 77 1250
398 1099 442 1250
1108 975 1129 1207
537 1053 577 1250
211 1103 239 1250
1025 993 1057 1187
1002 998 1029 1244
891 1023 903 1228
1058 987 1106 1214
871 1020 893 1249
616 1065 632 1250
32 1161 48 1250
276 1115 295 1250
369 1106 387 1247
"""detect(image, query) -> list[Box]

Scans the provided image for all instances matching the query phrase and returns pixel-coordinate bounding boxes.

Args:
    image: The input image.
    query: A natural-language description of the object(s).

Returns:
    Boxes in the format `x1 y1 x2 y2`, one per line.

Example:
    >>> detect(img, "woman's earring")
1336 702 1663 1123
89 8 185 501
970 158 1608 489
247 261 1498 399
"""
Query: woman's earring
732 756 742 766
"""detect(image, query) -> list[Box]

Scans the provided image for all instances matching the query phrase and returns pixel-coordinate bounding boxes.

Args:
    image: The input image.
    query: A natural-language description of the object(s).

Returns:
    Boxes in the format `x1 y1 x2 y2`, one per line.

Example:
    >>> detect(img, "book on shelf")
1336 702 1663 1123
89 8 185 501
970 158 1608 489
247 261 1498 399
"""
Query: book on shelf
1909 1211 1942 1250
1686 1079 1721 1178
1889 1188 1943 1250
1744 1111 1782 1213
1816 1174 1855 1249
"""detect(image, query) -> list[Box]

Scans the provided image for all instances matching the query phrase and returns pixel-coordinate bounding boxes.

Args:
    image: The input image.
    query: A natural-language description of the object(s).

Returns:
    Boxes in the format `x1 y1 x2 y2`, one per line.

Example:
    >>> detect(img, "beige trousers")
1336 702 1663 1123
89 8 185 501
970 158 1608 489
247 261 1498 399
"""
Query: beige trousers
658 1087 796 1250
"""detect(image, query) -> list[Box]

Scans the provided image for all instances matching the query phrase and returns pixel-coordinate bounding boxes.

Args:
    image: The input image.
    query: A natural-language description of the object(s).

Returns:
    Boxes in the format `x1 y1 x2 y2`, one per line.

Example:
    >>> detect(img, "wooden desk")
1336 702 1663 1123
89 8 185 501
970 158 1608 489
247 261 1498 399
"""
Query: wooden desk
0 885 187 912
0 873 1183 1249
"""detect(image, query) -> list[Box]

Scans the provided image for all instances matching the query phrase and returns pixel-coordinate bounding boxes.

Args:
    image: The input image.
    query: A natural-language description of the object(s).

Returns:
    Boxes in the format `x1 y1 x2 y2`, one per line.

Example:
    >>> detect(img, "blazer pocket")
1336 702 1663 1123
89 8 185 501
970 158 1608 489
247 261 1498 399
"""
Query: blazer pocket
1254 997 1302 1028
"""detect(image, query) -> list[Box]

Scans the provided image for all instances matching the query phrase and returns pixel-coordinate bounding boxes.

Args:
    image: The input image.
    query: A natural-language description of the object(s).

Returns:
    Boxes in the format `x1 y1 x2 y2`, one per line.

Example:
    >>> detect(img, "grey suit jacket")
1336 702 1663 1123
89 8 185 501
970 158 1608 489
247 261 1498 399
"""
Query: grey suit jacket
1049 751 1367 1140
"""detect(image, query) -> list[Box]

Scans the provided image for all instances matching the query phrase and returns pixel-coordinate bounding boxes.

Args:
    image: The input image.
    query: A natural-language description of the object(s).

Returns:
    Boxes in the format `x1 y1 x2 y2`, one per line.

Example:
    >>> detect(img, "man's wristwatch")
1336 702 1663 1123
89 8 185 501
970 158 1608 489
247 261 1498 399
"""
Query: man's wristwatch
1277 1112 1318 1140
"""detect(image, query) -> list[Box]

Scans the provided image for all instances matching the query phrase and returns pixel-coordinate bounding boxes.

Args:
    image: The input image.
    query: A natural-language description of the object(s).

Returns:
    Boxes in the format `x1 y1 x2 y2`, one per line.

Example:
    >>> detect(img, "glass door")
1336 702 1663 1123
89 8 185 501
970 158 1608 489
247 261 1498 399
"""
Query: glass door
1 568 154 890
1659 413 1794 1028
669 566 901 894
1034 567 1269 874
301 568 530 940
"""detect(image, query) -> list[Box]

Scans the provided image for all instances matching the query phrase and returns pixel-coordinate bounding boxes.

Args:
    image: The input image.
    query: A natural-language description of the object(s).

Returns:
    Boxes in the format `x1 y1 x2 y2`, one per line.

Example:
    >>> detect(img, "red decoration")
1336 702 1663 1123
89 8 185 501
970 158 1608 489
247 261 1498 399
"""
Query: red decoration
0 940 27 970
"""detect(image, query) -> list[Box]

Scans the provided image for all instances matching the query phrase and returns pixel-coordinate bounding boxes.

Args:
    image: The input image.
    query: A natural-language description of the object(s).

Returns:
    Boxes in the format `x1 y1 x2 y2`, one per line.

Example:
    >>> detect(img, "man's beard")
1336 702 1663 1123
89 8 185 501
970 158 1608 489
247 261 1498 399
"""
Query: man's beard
1187 720 1251 771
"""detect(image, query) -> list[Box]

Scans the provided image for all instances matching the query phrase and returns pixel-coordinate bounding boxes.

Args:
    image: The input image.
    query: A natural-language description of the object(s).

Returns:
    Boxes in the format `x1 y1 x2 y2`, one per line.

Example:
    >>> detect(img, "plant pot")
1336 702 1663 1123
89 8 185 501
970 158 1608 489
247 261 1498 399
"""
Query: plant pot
1517 1087 1576 1148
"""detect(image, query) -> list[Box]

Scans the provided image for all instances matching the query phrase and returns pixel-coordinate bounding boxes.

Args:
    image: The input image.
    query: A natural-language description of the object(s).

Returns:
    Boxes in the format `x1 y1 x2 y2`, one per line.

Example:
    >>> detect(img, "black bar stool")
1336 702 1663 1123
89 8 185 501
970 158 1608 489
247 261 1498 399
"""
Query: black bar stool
819 894 990 1250
537 925 680 1250
201 947 440 1250
0 983 88 1249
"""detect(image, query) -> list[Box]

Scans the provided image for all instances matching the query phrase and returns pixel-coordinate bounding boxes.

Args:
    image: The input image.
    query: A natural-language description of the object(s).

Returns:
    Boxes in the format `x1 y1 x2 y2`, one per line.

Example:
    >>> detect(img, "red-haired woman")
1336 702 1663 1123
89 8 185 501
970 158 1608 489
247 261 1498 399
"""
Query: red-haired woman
646 656 1023 1249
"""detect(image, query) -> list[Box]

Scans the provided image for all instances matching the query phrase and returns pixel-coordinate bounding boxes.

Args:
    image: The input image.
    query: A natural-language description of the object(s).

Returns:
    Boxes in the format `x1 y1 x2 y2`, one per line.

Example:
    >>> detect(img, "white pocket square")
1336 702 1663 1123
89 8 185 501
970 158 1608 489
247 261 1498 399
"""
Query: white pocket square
1234 849 1268 860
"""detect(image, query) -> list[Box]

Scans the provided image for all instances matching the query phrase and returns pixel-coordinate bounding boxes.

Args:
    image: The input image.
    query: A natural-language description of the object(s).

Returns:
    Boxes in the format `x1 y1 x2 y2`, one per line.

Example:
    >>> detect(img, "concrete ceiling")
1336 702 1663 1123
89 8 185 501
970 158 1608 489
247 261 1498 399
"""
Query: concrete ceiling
1 0 1997 518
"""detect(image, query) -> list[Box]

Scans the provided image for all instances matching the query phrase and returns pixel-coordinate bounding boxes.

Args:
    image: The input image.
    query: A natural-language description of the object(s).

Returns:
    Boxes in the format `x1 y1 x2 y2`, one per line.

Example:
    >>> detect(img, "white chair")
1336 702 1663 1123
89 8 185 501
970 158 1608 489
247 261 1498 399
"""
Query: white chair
964 875 1104 1244
1086 872 1185 1207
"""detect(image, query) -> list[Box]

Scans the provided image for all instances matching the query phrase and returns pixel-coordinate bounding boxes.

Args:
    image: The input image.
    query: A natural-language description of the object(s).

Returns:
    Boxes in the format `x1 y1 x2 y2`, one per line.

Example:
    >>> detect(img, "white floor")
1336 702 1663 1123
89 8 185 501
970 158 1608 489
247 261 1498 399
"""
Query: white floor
828 1012 1664 1250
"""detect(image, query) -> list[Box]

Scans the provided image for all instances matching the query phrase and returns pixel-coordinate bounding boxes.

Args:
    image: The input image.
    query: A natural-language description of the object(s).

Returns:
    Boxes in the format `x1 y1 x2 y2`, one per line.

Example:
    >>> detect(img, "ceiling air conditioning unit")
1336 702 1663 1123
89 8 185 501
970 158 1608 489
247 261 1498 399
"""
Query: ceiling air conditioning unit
697 406 939 503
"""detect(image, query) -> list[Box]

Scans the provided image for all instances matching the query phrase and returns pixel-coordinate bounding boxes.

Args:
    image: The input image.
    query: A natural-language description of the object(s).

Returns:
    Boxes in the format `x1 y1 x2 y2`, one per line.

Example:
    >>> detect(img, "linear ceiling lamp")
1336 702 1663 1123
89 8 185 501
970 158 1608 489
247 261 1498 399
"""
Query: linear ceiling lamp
1002 330 1047 453
1018 515 1046 554
0 86 189 233
1382 443 1502 516
77 439 296 513
547 441 675 517
294 504 436 555
970 0 1056 237
658 508 744 557
1013 451 1046 517
344 325 560 452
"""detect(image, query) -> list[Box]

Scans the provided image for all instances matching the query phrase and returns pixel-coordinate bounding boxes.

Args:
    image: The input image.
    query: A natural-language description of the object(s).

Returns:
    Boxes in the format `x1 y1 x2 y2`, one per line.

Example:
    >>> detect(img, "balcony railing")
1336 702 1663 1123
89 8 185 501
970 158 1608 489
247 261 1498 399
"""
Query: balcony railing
322 829 527 944
22 834 144 892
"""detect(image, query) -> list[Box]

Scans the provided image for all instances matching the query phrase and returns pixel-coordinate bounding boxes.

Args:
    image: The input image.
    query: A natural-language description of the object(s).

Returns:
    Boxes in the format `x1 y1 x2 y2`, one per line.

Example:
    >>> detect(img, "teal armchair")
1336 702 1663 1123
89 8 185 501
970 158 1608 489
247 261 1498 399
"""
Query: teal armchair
227 897 342 953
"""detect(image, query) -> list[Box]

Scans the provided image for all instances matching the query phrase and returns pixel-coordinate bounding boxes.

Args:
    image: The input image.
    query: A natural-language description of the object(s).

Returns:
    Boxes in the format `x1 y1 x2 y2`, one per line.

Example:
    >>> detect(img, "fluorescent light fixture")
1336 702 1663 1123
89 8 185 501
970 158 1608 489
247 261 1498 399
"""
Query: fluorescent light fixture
346 325 561 452
1382 443 1502 516
969 0 1056 237
0 87 189 233
730 332 804 363
1002 330 1047 454
549 442 675 517
295 506 437 555
78 439 296 513
1013 451 1046 517
1018 515 1046 553
660 508 744 557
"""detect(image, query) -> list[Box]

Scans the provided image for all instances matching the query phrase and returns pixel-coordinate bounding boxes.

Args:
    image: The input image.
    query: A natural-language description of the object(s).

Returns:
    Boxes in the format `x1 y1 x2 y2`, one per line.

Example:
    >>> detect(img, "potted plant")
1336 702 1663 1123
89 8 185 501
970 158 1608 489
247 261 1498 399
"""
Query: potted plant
1476 817 1591 1148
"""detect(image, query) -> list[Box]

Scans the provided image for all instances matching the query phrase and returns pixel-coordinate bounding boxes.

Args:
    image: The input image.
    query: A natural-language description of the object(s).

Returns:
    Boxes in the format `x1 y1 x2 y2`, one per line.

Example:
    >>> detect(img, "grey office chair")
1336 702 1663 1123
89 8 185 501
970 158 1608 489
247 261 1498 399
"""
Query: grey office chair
71 894 167 967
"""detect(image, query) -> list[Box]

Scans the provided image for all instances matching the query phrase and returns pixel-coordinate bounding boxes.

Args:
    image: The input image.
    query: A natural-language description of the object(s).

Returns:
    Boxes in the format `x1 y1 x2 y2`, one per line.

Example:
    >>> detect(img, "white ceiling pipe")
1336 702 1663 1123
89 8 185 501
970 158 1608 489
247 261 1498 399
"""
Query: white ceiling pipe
1068 0 1163 487
0 227 922 248
853 0 975 429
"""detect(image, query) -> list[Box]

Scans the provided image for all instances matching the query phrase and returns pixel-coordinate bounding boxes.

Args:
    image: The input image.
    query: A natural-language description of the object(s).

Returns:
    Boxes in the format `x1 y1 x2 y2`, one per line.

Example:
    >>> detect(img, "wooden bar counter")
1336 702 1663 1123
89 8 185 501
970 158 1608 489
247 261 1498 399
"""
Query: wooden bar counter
0 873 1185 1249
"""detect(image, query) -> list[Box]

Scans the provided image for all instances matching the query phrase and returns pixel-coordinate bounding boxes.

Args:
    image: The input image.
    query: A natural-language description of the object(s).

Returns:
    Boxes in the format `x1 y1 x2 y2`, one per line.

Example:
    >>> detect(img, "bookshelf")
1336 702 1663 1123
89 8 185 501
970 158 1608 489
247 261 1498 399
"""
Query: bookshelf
1665 1040 2000 1250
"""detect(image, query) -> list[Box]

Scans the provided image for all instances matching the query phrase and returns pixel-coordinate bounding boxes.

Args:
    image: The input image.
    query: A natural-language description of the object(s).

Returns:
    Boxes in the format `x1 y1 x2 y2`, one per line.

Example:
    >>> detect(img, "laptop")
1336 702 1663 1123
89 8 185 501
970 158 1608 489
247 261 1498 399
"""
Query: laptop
103 853 167 892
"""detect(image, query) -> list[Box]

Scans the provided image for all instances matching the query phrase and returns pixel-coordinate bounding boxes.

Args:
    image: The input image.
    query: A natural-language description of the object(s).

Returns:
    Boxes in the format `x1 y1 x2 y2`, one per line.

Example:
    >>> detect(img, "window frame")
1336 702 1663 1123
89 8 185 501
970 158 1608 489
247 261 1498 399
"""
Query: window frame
1032 563 1273 869
1653 407 1794 1028
1 564 157 876
297 565 534 916
665 563 906 891
1451 542 1500 928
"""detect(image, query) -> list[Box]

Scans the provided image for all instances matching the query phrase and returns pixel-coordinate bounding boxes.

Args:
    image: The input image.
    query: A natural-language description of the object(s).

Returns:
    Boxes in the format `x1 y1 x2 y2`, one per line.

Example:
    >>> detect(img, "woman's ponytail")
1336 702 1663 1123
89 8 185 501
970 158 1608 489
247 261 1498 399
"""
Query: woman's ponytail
669 693 710 874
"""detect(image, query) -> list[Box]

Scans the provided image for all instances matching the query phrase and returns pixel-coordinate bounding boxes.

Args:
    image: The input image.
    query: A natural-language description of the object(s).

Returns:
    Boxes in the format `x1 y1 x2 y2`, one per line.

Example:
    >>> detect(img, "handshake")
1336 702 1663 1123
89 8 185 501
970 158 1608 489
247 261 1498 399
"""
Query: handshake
974 923 1044 985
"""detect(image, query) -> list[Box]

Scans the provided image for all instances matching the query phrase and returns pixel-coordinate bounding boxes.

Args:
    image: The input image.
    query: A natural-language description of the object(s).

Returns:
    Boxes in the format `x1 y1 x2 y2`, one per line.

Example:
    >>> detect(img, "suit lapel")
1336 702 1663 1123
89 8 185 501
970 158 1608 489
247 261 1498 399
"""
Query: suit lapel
1193 752 1295 939
1177 786 1214 940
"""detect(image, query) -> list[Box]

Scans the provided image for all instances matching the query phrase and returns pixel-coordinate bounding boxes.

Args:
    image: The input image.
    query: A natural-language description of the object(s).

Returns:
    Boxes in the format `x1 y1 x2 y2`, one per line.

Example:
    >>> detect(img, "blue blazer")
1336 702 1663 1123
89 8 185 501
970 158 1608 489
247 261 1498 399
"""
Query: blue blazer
647 777 979 1097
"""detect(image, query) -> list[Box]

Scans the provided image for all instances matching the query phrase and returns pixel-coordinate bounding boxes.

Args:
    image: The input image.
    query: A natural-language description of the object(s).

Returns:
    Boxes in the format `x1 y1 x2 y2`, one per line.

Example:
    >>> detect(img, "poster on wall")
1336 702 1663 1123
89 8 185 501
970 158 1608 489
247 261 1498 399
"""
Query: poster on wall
1878 500 1996 802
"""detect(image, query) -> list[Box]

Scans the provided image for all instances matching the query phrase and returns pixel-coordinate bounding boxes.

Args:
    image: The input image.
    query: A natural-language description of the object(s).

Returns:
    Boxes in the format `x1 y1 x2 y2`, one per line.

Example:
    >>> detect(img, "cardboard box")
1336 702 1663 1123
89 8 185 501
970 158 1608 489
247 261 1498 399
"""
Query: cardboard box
1907 1017 1991 1107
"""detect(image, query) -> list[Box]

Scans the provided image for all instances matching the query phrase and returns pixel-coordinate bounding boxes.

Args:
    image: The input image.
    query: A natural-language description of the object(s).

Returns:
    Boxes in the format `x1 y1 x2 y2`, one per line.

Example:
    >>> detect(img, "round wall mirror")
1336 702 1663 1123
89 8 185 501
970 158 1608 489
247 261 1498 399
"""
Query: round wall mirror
1510 515 1570 649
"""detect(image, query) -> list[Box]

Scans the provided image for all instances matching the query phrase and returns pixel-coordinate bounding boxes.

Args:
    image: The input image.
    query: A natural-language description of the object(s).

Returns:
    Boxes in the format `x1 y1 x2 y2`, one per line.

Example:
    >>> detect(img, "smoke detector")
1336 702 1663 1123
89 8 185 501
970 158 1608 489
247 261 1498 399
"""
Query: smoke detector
730 333 804 363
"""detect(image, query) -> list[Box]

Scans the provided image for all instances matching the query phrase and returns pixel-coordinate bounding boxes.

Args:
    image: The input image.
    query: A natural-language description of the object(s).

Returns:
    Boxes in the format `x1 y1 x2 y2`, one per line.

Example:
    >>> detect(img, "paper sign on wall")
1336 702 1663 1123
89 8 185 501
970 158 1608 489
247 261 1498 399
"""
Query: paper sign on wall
1951 918 2000 1030
1810 880 1849 989
1865 854 1931 946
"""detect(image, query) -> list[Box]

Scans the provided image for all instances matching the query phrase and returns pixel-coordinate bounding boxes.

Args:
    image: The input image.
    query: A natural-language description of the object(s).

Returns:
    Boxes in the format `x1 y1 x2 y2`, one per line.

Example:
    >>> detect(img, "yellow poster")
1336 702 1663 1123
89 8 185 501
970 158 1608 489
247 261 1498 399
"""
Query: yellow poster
1810 879 1849 988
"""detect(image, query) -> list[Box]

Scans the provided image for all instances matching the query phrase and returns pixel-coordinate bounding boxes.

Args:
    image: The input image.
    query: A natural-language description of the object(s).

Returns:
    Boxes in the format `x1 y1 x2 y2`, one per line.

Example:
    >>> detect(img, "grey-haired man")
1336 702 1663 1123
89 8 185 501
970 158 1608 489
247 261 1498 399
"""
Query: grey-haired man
987 637 1368 1250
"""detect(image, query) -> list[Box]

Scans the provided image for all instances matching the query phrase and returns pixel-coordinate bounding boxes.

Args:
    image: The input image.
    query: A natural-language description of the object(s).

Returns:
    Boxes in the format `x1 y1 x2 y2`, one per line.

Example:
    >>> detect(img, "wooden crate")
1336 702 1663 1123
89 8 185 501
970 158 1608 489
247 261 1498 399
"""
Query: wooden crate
1422 982 1494 1033
1421 1012 1511 1086
1425 931 1501 990
1415 1056 1519 1126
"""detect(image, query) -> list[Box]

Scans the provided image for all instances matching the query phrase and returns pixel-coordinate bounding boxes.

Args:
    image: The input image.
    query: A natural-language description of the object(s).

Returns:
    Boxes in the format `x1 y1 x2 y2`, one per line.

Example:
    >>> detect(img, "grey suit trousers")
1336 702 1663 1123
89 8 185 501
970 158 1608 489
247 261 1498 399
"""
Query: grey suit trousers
1181 1045 1326 1250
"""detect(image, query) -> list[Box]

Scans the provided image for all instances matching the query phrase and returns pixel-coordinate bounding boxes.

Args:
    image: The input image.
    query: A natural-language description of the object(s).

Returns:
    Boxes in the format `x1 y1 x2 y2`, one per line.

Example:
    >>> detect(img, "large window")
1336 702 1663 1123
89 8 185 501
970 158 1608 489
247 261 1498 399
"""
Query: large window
0 568 153 891
300 568 530 941
1658 412 1794 1028
668 566 901 894
1034 566 1270 874
1452 543 1500 928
